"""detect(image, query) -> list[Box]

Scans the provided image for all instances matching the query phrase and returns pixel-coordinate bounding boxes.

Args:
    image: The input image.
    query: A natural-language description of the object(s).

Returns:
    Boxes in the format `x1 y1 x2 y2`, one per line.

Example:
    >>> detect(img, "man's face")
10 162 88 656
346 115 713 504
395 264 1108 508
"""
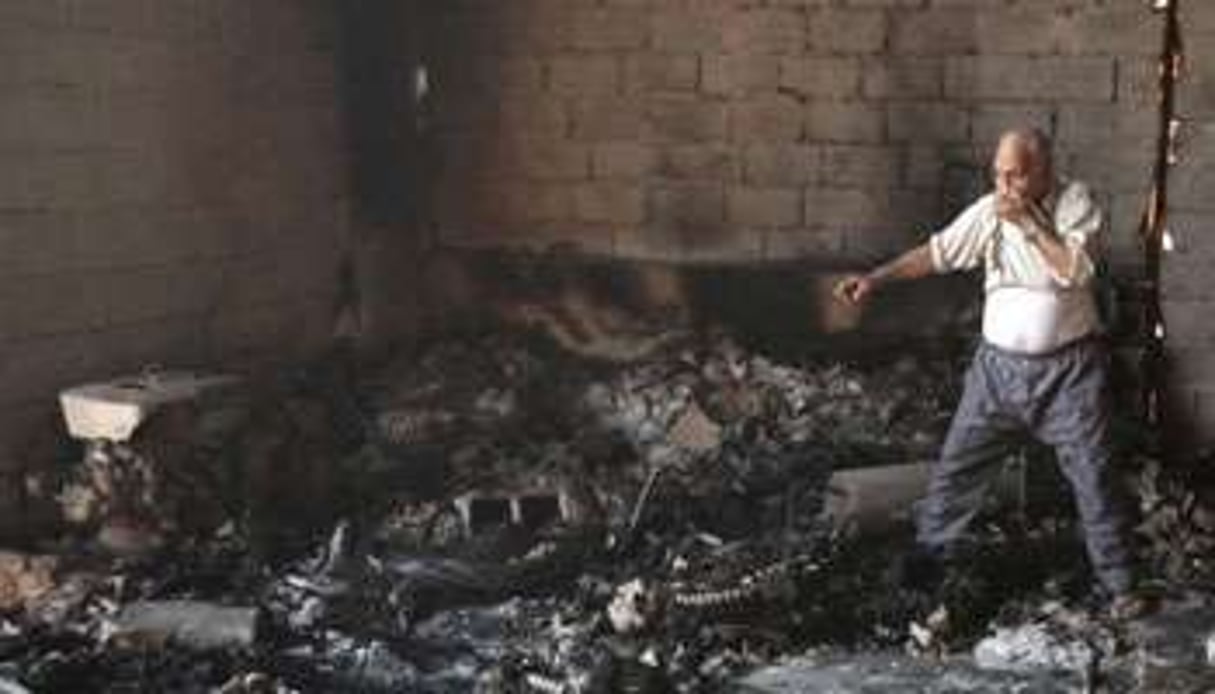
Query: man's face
992 139 1049 205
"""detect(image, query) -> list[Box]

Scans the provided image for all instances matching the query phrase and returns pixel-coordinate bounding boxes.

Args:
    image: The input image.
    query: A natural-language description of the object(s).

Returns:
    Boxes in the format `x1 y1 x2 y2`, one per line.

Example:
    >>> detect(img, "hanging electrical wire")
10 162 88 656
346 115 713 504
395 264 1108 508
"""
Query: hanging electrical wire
1138 0 1184 434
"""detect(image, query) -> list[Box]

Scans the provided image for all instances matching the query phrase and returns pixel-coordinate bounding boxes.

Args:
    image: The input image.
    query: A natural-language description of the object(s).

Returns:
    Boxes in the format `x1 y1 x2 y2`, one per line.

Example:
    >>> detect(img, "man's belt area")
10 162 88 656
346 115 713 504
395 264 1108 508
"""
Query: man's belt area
980 333 1106 360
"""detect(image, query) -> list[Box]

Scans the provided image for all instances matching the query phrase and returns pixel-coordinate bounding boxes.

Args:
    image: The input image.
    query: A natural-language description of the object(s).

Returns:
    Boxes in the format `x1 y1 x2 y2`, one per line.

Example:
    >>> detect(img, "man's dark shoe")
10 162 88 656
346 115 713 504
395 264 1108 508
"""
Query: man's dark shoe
894 546 945 591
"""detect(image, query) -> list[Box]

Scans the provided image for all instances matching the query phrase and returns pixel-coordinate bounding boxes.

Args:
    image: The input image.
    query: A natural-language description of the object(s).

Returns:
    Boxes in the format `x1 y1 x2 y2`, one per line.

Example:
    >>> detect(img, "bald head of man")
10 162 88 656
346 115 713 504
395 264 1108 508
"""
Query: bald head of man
993 128 1055 210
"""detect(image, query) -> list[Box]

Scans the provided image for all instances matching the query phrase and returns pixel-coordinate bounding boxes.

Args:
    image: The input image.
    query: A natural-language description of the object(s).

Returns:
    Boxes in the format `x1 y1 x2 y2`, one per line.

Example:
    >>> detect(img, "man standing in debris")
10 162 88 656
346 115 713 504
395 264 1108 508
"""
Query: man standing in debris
834 128 1146 618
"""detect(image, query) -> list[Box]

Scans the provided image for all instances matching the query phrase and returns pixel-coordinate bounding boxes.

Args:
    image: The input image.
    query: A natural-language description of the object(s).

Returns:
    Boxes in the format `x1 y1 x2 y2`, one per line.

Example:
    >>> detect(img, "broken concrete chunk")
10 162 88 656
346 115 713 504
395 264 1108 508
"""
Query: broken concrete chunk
109 600 258 651
667 402 722 454
96 516 165 557
973 622 1098 673
608 579 653 635
0 551 57 612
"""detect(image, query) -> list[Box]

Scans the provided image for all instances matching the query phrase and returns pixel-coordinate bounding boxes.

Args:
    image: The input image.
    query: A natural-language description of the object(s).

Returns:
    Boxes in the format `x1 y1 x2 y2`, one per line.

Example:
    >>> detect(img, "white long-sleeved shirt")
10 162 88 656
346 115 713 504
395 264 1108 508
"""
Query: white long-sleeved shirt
928 180 1104 354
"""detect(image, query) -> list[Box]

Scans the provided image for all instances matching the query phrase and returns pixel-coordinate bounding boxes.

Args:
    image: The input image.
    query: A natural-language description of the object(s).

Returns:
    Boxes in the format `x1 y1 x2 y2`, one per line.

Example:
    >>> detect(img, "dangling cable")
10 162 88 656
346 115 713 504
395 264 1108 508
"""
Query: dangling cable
1138 0 1184 435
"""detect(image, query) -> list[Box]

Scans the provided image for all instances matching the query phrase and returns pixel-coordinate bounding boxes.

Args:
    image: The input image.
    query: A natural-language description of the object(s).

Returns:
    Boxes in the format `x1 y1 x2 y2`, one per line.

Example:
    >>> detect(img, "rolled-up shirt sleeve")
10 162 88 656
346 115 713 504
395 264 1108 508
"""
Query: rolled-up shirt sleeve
929 194 995 273
1048 182 1103 288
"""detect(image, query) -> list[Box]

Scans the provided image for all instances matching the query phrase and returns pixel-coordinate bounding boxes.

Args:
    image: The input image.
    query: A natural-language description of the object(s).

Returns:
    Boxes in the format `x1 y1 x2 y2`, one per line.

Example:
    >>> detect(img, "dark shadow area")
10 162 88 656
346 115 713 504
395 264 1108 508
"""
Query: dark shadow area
417 247 982 366
333 0 425 226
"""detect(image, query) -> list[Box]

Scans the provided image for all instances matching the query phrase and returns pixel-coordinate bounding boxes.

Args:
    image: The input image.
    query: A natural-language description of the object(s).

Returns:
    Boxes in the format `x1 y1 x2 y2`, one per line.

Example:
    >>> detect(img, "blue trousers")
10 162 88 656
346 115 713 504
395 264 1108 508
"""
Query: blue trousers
916 338 1135 593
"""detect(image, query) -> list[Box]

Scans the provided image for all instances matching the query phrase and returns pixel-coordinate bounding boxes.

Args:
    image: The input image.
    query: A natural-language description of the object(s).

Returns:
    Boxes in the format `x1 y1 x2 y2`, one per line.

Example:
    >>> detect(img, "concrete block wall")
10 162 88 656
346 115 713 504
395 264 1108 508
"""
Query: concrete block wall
427 0 1160 268
1164 2 1215 445
0 2 351 487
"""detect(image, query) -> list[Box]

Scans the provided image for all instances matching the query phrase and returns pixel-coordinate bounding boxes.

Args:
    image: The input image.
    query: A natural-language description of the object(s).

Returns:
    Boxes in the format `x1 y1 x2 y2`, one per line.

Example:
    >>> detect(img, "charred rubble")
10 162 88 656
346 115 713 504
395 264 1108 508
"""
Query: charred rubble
2 329 1213 692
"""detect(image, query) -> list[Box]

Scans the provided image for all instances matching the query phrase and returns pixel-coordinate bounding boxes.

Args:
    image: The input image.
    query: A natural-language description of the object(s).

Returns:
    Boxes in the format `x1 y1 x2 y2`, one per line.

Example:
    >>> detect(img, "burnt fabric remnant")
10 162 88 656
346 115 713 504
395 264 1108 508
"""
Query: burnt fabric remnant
4 330 1215 692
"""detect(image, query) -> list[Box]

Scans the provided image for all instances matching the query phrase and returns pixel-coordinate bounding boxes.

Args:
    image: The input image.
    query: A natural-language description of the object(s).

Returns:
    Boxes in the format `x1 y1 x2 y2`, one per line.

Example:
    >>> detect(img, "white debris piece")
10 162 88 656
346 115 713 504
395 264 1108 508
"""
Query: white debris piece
608 579 651 634
59 371 238 441
974 622 1097 673
109 600 258 651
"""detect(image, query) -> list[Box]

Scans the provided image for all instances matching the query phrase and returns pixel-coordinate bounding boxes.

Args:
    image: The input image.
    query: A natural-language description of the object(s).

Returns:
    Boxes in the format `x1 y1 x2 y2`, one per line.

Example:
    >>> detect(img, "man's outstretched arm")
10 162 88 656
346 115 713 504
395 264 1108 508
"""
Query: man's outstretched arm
834 243 935 304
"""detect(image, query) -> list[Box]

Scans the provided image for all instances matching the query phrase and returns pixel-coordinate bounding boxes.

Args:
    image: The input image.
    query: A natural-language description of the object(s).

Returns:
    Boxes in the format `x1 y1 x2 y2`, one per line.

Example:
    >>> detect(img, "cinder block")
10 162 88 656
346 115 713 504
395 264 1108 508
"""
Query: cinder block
646 96 728 143
1177 46 1215 117
780 57 861 99
905 145 945 190
1062 148 1155 195
549 55 620 95
805 187 879 228
807 8 887 55
728 187 802 228
1162 300 1215 347
1056 104 1155 146
806 102 884 143
861 58 943 100
0 210 77 277
836 0 935 6
743 144 817 186
763 228 847 261
494 2 571 54
1162 254 1215 303
805 186 941 231
729 96 804 143
945 56 1116 102
102 265 214 326
972 7 1065 56
890 9 979 55
841 226 925 263
493 182 576 223
886 103 970 143
1164 347 1215 391
929 0 1018 5
1183 3 1215 35
567 7 647 51
1117 56 1160 105
0 1 71 29
0 92 91 150
454 483 573 534
442 56 545 94
624 55 698 93
647 182 725 227
570 97 644 140
723 8 806 55
650 7 724 54
654 145 738 181
0 334 96 407
700 54 781 97
515 141 592 181
575 184 645 224
496 97 568 135
819 144 903 188
0 151 93 209
1172 136 1215 212
2 272 108 339
592 143 654 180
1054 5 1161 58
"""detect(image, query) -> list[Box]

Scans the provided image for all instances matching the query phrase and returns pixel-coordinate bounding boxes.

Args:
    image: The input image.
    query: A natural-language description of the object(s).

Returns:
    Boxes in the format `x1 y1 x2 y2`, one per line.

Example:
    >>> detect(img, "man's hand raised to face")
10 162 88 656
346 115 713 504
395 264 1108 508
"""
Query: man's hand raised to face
996 192 1030 224
997 193 1053 241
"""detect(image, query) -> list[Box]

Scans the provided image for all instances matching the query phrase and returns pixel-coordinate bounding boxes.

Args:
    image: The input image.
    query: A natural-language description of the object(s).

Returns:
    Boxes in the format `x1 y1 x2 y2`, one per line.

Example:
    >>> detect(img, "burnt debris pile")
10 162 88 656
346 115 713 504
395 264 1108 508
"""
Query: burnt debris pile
2 331 1208 691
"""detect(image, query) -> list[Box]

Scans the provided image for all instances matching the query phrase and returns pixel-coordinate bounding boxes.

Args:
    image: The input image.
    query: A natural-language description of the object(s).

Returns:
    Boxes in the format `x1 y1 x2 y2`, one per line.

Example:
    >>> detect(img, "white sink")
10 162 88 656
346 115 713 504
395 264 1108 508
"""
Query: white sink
59 371 239 442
